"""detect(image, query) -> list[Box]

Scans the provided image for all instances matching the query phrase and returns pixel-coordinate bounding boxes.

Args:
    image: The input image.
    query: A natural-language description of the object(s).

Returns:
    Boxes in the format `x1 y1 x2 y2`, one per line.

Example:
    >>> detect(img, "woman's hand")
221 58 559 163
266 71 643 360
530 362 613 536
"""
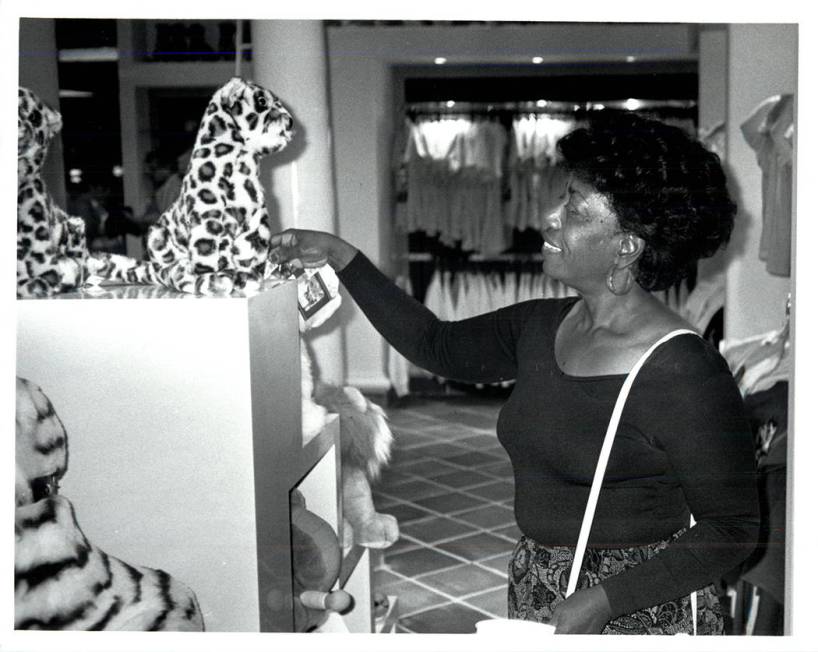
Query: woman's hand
269 229 357 272
550 584 612 634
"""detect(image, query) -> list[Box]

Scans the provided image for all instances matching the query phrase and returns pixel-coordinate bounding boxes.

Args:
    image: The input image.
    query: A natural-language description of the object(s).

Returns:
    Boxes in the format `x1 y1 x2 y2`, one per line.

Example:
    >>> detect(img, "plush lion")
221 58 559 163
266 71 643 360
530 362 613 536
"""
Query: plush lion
298 268 399 550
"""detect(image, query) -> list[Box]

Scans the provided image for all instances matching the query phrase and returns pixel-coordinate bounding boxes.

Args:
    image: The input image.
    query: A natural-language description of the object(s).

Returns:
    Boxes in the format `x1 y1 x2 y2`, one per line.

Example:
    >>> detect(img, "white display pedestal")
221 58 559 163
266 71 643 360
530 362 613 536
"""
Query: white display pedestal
16 282 371 633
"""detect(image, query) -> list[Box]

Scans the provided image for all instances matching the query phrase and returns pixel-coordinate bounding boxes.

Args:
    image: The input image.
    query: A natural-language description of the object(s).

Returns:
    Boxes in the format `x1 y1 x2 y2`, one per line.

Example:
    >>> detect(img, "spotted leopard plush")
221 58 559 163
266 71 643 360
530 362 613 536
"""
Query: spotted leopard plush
17 87 89 298
90 76 294 295
15 377 205 631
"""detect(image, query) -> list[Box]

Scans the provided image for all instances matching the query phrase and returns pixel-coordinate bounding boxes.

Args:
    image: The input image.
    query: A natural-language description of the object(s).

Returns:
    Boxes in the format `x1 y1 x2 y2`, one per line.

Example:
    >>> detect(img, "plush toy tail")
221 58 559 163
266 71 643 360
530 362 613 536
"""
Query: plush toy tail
85 252 162 286
313 383 392 480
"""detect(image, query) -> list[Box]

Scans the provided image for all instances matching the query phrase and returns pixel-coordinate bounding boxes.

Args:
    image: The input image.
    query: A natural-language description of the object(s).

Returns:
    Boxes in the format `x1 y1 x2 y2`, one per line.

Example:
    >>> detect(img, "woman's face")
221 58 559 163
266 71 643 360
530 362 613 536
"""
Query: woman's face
539 175 623 292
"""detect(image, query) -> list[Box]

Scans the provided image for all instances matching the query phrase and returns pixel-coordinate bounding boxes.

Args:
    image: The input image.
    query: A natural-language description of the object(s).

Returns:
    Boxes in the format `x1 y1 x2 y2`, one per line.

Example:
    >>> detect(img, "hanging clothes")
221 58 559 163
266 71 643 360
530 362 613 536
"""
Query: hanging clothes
720 321 791 397
387 274 414 397
421 263 574 319
401 116 508 255
505 114 575 233
740 94 794 277
740 380 787 611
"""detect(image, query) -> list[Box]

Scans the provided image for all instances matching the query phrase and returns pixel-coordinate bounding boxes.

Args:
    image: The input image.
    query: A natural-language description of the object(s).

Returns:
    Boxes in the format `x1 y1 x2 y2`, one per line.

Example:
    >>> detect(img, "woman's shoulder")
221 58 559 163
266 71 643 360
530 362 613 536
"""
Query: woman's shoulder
648 331 733 381
497 296 580 325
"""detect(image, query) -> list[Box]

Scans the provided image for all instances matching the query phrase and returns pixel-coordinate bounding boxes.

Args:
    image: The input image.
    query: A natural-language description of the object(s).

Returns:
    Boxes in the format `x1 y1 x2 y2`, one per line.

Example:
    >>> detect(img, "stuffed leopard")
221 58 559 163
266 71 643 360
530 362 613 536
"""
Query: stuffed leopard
89 76 294 295
17 87 89 298
15 377 204 631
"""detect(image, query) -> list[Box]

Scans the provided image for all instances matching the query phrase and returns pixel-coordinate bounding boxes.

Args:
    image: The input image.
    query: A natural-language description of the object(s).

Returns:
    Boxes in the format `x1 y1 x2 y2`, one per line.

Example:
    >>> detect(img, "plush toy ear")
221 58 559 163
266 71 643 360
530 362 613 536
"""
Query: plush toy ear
220 77 246 114
44 105 62 136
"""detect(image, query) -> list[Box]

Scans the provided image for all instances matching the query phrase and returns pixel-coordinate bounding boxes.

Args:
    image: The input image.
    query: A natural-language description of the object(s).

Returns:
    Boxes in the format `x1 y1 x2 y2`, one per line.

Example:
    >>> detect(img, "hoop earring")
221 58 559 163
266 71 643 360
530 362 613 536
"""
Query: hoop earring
606 266 634 296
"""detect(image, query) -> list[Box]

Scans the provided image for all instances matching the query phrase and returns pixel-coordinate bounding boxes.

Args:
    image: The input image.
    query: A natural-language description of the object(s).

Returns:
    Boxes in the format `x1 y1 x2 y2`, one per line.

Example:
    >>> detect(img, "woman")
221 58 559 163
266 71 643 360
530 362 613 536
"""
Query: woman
270 112 760 635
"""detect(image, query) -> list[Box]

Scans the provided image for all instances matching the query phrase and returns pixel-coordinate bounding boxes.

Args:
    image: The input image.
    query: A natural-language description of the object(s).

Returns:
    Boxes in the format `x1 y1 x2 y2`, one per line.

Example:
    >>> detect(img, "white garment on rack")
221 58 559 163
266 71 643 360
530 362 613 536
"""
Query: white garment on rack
403 117 509 254
720 327 791 396
387 275 413 397
506 115 575 232
441 271 457 321
423 269 445 318
741 94 794 277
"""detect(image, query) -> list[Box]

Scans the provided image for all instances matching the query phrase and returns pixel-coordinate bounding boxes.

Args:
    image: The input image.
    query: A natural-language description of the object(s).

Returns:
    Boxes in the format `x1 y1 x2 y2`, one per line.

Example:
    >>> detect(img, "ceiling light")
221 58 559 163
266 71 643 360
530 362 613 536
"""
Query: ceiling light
536 99 547 108
532 56 544 64
624 98 641 111
59 89 94 99
445 100 455 108
626 55 636 63
434 57 447 65
58 47 119 62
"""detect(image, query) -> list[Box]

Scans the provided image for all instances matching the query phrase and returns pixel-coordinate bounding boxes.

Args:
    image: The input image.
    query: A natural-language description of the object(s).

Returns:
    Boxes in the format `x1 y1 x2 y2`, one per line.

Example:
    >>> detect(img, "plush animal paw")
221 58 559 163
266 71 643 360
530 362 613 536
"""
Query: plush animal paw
340 466 399 550
344 512 399 550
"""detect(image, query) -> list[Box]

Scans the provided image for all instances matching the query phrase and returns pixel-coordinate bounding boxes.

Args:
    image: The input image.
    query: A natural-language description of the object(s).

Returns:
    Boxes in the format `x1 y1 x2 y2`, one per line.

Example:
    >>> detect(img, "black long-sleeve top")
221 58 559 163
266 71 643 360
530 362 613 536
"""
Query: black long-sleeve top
338 252 760 618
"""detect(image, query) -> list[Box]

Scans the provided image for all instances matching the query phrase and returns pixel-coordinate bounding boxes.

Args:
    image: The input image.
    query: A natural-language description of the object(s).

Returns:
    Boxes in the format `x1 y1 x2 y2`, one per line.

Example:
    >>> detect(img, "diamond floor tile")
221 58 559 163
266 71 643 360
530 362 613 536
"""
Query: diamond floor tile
436 531 514 562
381 579 450 615
413 491 485 515
464 586 509 618
385 546 464 577
400 515 478 544
450 504 516 530
400 601 487 634
416 562 505 597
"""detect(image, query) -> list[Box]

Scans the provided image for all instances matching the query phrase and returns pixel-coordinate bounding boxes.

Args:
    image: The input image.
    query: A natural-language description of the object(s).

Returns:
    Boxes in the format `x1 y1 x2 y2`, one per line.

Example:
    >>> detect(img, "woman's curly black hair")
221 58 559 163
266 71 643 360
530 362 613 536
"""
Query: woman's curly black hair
556 111 736 292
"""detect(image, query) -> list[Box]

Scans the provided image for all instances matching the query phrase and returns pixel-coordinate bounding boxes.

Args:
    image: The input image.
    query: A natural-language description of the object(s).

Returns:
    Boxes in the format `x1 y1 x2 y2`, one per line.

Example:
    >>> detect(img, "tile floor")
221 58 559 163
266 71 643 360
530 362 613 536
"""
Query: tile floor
371 393 522 634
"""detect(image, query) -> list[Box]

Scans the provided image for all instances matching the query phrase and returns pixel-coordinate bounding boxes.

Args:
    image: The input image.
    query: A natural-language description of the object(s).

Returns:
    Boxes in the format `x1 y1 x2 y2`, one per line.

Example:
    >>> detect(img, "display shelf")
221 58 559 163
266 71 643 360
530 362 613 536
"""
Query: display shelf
338 546 373 633
375 595 400 634
15 280 373 633
340 544 367 588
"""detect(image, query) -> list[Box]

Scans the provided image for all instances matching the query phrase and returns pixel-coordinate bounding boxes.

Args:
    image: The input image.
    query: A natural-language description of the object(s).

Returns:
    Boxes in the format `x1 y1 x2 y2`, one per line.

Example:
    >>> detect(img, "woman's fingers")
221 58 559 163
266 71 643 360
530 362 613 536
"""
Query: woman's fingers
269 229 329 268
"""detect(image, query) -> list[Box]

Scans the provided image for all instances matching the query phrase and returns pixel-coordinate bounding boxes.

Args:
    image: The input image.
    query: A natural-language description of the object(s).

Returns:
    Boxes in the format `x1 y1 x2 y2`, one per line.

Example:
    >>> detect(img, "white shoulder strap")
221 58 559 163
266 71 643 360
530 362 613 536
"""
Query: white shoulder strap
564 329 699 631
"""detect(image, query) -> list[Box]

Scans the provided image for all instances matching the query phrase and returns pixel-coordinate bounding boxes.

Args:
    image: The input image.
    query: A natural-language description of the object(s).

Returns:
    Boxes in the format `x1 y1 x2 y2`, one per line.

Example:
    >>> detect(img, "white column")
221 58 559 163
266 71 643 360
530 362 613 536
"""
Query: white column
251 19 343 384
696 25 729 284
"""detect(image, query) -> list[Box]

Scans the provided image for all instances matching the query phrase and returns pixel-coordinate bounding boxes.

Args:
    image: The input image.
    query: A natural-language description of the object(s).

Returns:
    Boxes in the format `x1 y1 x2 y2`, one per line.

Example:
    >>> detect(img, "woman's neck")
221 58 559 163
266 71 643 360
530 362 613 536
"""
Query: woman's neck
572 285 657 337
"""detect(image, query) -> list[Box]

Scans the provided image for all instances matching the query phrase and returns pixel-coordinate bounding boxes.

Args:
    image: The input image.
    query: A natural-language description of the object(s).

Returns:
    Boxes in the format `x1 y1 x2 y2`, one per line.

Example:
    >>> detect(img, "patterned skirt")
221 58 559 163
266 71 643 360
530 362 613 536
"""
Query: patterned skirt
507 531 723 635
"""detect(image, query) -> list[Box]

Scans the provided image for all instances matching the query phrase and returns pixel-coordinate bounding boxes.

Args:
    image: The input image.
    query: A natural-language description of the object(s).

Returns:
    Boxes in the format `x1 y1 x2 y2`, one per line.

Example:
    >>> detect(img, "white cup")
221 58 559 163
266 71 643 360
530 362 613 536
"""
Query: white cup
475 618 556 635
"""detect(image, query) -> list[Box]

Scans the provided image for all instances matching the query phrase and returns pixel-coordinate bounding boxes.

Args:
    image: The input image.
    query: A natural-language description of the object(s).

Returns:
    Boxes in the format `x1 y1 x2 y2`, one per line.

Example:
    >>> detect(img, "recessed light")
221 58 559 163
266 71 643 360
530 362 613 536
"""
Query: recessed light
532 56 544 64
434 57 447 65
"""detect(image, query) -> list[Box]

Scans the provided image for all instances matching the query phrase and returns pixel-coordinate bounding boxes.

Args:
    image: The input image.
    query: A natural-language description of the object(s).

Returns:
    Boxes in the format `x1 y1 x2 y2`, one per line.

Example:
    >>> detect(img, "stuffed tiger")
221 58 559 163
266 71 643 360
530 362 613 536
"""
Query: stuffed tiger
15 377 204 631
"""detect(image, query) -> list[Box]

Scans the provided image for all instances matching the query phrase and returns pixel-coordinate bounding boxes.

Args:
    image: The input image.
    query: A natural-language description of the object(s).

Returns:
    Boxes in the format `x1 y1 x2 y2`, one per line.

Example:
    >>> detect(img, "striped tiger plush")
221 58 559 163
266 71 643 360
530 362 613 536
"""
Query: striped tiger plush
15 377 205 631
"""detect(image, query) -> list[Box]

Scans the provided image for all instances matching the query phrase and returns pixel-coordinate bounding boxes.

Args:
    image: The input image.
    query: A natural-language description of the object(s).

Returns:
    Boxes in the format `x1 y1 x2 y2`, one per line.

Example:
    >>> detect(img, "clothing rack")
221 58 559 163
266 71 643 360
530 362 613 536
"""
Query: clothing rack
405 252 543 263
405 98 697 117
